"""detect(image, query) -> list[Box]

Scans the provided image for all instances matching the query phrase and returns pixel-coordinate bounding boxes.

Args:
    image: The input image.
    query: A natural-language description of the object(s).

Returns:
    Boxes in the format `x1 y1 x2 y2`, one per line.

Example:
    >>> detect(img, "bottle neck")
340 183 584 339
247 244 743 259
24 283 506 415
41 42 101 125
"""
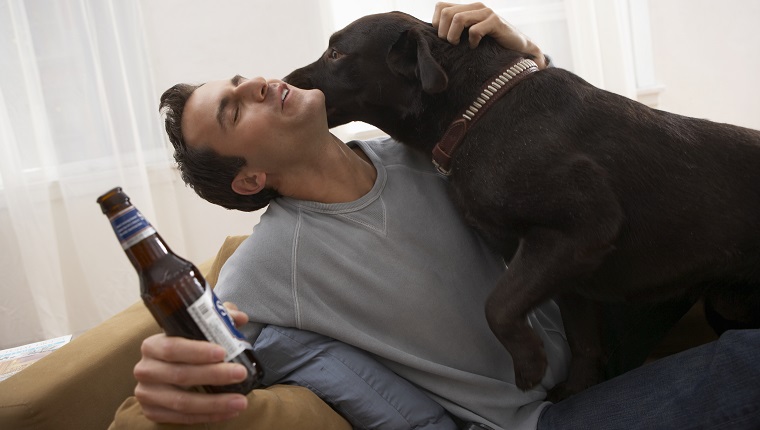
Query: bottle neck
101 202 165 270
124 233 171 270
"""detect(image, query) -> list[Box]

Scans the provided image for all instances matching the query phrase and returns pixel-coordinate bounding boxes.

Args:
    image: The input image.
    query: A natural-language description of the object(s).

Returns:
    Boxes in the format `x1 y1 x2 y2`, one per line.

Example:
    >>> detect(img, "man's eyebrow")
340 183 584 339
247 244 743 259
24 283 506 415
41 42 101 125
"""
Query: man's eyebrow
215 75 244 131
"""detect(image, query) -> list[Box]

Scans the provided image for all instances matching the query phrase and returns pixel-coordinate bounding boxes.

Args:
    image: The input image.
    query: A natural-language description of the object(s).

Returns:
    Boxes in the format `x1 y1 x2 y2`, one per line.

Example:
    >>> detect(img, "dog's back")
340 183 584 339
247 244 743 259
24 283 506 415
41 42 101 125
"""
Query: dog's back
452 67 760 296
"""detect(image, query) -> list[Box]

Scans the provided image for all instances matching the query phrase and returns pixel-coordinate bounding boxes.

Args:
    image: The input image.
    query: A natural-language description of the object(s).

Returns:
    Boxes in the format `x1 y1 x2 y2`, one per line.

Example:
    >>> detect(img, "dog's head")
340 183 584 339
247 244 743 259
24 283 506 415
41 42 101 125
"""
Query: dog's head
284 12 450 131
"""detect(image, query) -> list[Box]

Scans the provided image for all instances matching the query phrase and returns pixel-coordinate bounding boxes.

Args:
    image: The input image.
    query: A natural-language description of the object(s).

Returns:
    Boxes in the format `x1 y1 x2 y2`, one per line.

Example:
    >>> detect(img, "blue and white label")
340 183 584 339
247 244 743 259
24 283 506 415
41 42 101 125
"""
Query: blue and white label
187 285 252 361
108 207 157 250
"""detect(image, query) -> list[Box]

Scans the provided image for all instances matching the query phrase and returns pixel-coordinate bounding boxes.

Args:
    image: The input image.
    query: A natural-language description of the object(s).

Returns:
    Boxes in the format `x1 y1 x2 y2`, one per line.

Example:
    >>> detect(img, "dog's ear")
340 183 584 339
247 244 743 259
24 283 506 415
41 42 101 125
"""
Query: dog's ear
387 28 448 94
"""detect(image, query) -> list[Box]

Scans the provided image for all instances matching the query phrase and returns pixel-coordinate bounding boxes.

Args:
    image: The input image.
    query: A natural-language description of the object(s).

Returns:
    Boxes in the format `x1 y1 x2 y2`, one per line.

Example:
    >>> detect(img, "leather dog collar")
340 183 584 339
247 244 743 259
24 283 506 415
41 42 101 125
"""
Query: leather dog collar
432 58 539 175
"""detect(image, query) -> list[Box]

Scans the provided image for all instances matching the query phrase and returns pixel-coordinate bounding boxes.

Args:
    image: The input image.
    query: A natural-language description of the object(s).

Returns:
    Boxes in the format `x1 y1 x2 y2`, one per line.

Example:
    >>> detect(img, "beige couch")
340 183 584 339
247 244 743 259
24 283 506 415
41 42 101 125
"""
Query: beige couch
0 236 717 430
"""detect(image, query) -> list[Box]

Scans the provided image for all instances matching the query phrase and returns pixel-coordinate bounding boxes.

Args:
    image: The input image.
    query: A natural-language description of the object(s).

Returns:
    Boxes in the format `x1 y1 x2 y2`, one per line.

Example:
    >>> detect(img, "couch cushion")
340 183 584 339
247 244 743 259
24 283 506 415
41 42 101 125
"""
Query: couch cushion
109 385 352 430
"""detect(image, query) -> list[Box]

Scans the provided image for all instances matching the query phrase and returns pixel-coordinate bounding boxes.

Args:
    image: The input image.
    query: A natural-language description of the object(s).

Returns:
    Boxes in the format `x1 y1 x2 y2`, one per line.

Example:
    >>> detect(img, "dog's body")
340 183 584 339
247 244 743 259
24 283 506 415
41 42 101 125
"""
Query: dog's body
285 12 760 399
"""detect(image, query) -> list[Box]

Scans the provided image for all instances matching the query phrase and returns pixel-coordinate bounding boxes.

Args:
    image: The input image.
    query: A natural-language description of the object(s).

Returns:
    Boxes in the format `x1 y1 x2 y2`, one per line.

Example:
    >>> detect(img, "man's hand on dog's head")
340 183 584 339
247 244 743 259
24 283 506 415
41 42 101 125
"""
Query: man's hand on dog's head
432 2 547 69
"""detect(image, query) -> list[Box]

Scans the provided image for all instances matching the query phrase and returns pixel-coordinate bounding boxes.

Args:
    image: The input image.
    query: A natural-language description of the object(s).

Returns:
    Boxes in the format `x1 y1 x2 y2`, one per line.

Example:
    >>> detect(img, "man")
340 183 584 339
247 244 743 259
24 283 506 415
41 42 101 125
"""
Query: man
115 3 760 429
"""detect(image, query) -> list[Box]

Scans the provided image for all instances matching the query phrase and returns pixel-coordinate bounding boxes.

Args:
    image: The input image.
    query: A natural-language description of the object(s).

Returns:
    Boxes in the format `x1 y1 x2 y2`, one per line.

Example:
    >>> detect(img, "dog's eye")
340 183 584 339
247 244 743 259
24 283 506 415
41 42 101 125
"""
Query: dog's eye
328 48 344 60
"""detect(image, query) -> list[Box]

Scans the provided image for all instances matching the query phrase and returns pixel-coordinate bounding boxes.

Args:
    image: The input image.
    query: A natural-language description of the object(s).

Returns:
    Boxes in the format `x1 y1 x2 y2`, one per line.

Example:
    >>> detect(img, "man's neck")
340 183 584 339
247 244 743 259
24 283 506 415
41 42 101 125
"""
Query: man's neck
275 135 377 204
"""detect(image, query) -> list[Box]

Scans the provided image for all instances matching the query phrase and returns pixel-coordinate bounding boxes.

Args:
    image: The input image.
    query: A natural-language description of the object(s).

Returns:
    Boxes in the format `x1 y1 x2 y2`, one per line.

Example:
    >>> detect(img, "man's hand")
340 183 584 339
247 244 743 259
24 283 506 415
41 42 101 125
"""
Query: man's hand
133 303 252 424
432 2 547 69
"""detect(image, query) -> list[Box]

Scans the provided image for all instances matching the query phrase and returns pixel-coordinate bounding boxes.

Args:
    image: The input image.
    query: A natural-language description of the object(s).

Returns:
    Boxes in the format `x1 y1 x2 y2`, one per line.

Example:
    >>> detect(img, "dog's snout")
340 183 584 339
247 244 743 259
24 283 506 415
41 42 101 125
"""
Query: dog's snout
283 69 314 90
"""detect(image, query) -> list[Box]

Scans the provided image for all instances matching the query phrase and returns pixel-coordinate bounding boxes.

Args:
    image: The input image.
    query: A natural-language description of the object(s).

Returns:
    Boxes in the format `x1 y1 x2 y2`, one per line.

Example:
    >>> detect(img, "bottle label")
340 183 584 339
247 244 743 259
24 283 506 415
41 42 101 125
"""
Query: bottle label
187 285 252 361
108 207 157 250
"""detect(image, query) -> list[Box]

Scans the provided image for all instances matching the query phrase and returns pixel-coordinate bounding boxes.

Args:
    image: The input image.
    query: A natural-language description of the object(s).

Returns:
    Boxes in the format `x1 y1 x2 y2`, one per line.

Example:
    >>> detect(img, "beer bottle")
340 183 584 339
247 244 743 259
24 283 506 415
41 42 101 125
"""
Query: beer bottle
97 187 264 394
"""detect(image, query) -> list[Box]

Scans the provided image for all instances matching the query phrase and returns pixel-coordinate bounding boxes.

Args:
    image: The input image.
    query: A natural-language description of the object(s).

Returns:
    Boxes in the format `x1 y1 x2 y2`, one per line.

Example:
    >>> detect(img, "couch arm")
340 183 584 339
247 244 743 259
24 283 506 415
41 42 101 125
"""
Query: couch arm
0 301 160 430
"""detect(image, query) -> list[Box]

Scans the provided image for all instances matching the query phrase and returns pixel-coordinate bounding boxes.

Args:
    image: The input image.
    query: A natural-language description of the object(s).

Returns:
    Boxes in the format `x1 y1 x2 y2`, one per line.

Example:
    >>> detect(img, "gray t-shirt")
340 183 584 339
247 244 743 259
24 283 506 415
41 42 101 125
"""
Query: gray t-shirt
216 137 570 430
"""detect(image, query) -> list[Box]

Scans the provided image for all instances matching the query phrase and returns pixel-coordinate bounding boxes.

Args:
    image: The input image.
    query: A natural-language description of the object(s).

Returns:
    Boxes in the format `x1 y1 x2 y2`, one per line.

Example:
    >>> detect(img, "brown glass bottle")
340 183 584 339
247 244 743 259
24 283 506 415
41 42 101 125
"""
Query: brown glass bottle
97 187 263 394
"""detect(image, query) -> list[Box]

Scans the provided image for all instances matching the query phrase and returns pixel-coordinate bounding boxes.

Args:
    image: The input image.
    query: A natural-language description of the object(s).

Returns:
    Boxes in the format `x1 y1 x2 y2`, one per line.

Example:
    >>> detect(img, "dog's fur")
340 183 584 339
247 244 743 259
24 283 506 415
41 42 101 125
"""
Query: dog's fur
285 12 760 399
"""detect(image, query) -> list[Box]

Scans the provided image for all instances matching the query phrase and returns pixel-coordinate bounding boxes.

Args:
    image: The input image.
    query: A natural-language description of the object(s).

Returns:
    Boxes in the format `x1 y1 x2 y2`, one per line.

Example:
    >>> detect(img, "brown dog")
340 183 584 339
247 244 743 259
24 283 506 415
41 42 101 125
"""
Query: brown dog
285 11 760 400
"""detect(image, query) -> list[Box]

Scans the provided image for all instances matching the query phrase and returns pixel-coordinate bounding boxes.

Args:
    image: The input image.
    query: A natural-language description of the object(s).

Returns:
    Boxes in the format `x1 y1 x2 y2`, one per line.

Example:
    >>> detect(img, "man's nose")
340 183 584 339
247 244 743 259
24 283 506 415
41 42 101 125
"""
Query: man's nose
236 76 268 101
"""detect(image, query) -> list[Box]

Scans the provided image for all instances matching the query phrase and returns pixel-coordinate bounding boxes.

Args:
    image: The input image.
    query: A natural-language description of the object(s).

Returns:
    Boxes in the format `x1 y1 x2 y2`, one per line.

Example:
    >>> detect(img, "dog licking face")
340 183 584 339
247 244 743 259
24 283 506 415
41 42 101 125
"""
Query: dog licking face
286 11 760 400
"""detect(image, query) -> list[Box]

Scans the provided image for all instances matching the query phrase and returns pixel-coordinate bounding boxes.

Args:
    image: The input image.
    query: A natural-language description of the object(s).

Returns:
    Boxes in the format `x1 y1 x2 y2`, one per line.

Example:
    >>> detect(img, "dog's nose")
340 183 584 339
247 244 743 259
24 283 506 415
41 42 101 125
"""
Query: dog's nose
282 70 313 90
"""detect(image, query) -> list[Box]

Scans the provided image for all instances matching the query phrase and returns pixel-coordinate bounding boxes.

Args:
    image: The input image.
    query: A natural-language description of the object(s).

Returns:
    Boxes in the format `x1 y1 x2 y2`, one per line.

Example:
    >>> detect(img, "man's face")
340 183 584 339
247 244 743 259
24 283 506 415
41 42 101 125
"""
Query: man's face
181 76 327 174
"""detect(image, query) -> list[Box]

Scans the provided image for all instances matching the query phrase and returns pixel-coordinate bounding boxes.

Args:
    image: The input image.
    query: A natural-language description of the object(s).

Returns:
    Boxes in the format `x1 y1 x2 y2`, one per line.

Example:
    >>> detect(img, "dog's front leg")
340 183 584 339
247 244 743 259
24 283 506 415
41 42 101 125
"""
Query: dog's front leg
484 227 600 391
485 265 548 391
547 293 603 401
484 154 623 392
486 200 621 391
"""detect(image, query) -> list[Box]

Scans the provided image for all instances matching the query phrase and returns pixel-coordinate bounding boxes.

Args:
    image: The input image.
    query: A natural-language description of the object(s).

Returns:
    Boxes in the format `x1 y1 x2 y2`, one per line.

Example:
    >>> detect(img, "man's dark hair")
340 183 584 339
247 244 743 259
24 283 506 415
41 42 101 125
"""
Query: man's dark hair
159 83 280 212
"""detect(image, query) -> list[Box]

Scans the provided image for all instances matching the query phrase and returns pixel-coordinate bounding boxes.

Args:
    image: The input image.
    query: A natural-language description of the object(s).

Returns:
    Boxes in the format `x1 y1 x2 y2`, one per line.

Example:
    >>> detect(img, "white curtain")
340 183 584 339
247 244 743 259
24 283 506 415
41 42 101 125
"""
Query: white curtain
0 0 183 350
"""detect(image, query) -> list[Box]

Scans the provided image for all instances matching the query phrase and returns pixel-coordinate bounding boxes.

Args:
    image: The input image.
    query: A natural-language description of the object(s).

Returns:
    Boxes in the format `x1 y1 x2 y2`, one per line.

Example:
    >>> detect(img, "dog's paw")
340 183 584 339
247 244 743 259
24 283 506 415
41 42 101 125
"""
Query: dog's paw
546 379 595 402
512 348 548 391
546 371 600 402
546 382 575 403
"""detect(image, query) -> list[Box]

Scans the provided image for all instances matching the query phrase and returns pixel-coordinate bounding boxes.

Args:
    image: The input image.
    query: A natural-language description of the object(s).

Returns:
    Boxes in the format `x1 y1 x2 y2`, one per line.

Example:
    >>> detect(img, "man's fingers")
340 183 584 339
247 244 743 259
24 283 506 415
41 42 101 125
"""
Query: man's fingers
432 2 488 44
450 9 496 47
141 334 226 364
136 334 248 387
135 383 248 424
134 356 248 386
133 325 255 425
224 301 250 327
432 2 456 28
431 2 546 67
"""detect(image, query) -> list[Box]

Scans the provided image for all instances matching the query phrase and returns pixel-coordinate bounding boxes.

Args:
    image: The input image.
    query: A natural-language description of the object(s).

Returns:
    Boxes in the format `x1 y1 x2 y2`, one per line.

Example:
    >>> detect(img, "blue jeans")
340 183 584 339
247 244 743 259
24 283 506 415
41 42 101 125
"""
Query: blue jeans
537 329 760 430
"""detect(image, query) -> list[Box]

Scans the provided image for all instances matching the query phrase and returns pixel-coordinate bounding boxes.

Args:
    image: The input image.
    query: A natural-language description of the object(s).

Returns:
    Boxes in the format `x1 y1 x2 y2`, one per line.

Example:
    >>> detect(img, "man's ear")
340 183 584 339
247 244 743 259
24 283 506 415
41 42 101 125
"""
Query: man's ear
231 169 267 196
387 28 448 94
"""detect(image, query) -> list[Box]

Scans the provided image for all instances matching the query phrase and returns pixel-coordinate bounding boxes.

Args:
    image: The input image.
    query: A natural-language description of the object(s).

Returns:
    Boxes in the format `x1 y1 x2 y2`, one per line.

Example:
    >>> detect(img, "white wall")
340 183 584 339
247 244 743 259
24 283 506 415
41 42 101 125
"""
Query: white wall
648 0 760 130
